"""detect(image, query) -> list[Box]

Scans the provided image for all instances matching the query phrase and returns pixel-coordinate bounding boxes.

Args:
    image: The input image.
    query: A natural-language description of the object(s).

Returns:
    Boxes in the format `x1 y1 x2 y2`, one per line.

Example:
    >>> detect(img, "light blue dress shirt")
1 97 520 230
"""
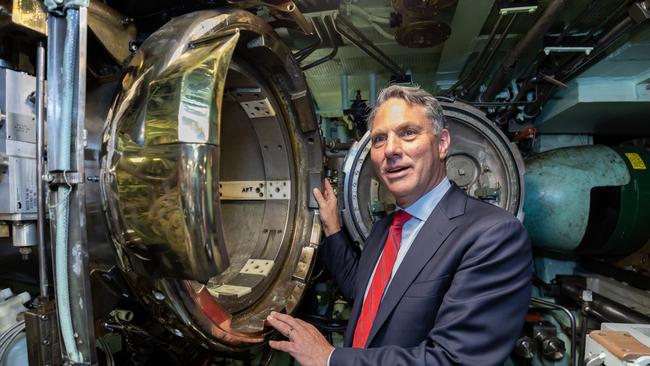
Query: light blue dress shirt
361 177 452 301
326 178 451 364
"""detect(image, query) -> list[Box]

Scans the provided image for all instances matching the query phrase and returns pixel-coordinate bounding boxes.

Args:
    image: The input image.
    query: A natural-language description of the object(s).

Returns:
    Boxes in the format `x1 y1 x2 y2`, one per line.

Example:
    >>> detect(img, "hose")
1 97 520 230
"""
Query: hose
346 4 393 40
96 337 115 366
347 4 390 25
0 320 26 362
369 22 395 41
54 7 82 364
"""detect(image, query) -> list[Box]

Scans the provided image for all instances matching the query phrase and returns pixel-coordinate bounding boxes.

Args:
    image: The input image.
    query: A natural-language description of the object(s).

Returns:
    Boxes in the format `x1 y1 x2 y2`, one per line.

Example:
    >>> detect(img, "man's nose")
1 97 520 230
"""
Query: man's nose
384 133 402 157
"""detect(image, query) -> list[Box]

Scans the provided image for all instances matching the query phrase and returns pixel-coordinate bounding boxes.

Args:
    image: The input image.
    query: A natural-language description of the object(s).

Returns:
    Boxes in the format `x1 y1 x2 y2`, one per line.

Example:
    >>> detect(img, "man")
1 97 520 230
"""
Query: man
267 85 532 365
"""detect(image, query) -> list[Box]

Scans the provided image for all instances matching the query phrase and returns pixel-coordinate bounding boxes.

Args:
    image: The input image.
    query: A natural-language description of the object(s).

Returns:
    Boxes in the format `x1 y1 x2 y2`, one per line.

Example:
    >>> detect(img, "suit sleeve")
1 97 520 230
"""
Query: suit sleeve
330 219 533 366
319 230 360 302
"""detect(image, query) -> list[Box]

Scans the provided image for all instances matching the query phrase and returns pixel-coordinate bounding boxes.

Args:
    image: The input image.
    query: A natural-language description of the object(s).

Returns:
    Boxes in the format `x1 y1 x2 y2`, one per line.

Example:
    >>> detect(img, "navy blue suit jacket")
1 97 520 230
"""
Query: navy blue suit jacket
320 184 532 365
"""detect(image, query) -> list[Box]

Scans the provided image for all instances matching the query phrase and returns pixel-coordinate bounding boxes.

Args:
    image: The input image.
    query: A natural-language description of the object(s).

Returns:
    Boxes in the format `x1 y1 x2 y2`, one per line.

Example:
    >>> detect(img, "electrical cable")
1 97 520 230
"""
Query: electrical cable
0 320 26 362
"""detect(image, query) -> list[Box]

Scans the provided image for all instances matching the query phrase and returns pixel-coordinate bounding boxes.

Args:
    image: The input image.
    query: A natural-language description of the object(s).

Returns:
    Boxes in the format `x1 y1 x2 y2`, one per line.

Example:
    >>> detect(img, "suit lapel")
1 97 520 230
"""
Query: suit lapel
365 185 466 346
344 215 391 346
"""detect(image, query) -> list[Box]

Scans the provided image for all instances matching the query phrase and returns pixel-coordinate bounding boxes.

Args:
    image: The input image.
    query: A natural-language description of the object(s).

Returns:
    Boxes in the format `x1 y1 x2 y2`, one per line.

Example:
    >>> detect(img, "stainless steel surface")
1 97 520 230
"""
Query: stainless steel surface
8 0 47 35
220 180 291 200
560 281 650 324
35 41 47 297
87 0 135 64
100 8 323 350
341 100 525 243
228 0 314 34
24 300 62 366
10 221 35 246
46 8 97 364
103 26 242 281
240 98 277 118
69 8 96 363
0 68 37 219
584 274 650 318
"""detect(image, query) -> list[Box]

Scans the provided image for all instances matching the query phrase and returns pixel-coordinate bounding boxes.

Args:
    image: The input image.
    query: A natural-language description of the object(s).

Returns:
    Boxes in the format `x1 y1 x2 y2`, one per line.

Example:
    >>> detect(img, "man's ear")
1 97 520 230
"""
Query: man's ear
438 128 450 160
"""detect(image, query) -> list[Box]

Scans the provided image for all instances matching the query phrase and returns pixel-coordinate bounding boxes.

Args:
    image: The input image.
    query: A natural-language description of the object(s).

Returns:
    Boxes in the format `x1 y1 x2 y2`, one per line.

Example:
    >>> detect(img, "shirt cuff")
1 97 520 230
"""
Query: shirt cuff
326 347 335 366
324 229 344 241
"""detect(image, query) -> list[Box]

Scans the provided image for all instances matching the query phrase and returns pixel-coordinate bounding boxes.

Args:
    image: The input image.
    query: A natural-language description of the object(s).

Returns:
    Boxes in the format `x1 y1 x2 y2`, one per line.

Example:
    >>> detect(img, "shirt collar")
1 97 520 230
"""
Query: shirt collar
397 177 451 222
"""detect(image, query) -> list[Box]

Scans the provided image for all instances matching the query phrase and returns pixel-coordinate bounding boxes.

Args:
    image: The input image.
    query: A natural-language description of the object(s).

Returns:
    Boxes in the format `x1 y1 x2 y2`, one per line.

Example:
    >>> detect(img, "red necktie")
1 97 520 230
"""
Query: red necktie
352 210 412 348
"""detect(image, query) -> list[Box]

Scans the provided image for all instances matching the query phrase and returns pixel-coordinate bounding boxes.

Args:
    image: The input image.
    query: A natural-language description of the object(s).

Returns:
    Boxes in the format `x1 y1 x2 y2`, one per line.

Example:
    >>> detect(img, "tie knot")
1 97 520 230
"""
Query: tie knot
392 210 412 228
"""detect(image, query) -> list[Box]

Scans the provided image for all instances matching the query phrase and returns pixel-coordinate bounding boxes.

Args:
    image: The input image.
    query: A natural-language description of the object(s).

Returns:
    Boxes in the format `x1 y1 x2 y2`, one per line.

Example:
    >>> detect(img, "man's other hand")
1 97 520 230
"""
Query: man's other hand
313 179 342 236
267 311 334 366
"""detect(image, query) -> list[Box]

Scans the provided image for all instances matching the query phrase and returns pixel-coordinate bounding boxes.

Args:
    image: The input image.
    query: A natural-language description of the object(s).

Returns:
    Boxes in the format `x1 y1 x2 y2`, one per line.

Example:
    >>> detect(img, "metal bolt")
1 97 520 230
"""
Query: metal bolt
171 328 183 337
42 339 50 345
152 291 165 301
458 168 466 176
19 247 32 260
86 176 99 182
39 314 49 321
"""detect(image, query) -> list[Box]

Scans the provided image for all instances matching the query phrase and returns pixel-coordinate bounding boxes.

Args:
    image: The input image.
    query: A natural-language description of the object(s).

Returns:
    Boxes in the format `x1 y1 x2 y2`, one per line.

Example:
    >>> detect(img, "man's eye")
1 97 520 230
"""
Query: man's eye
372 136 386 146
403 128 418 137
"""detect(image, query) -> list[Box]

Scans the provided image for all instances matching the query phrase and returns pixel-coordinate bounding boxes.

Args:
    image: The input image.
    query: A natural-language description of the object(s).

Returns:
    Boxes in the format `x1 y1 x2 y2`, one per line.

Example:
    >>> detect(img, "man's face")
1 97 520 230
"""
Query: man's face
369 98 450 208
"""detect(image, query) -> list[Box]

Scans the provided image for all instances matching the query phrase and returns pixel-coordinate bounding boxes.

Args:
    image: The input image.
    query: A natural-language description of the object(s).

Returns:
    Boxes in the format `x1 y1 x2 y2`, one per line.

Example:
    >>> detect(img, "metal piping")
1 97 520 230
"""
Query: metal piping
445 13 505 95
466 13 518 98
530 297 577 366
294 18 322 61
334 15 406 77
35 41 48 298
578 0 632 44
341 73 349 110
560 16 635 81
347 3 390 26
524 14 637 116
302 15 338 71
559 282 650 324
483 0 567 101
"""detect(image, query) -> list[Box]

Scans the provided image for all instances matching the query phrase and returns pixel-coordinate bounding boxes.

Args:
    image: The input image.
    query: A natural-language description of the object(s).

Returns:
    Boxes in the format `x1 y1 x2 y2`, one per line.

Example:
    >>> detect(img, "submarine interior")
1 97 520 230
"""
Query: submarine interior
0 0 650 365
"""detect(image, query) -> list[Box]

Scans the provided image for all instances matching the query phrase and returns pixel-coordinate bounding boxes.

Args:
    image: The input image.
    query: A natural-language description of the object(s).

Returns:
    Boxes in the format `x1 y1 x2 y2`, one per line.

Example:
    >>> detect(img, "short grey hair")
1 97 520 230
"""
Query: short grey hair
367 84 446 134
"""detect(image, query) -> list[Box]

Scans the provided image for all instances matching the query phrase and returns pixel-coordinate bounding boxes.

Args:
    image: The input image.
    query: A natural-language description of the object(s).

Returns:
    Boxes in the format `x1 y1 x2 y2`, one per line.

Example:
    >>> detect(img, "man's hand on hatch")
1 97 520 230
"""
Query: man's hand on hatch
313 179 341 237
267 311 334 366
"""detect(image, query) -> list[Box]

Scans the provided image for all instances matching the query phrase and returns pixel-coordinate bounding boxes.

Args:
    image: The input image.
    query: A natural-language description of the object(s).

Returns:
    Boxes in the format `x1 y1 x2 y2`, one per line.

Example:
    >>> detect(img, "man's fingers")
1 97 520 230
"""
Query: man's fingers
313 188 326 207
323 179 335 198
267 311 310 340
269 340 293 353
266 313 293 337
269 311 307 332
